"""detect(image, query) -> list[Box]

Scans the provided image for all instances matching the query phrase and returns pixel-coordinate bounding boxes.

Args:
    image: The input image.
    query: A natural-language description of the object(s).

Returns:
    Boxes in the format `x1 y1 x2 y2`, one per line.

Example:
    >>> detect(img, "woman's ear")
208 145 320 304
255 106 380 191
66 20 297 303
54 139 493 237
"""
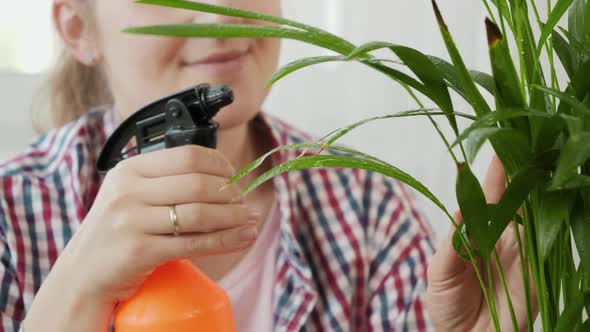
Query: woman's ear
52 0 102 66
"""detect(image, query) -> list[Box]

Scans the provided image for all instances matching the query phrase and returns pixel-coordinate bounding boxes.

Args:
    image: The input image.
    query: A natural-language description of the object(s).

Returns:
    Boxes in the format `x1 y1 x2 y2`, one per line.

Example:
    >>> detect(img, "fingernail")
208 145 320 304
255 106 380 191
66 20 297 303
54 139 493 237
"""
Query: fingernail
239 226 258 242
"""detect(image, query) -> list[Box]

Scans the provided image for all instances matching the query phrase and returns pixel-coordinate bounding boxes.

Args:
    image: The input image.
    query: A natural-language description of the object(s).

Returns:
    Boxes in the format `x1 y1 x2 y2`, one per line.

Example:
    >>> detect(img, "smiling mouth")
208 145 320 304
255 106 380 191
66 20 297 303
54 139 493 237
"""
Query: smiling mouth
182 49 250 68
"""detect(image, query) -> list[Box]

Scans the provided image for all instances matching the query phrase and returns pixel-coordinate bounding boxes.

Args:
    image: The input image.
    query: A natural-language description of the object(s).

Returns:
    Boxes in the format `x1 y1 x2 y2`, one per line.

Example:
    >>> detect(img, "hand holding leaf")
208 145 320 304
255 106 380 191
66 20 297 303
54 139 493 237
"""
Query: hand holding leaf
426 156 537 332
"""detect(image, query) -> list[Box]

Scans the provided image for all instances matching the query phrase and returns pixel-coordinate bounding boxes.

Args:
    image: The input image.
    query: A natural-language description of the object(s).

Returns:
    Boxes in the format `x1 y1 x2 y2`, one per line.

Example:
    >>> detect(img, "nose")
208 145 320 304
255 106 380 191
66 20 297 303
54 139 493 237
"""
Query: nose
182 1 253 50
188 1 247 25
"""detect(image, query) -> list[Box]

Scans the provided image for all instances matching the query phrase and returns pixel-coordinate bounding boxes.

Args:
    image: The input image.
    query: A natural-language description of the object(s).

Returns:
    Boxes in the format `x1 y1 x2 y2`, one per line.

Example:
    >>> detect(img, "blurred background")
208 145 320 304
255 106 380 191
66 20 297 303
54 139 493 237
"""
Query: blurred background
0 0 505 240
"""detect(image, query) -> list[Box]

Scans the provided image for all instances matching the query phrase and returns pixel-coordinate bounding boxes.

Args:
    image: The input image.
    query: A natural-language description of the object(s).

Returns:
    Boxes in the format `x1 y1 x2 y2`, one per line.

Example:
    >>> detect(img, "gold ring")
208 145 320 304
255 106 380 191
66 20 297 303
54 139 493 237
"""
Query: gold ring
169 205 180 236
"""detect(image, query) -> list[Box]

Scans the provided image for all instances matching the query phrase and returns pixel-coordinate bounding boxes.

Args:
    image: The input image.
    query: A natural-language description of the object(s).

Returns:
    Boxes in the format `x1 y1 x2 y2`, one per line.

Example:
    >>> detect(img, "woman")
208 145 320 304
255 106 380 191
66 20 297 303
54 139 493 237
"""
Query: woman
0 0 533 331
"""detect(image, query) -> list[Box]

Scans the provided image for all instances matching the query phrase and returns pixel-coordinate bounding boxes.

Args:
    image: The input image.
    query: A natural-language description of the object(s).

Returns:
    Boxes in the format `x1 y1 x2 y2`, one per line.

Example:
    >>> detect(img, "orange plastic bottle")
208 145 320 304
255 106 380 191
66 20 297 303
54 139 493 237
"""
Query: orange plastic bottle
114 259 235 332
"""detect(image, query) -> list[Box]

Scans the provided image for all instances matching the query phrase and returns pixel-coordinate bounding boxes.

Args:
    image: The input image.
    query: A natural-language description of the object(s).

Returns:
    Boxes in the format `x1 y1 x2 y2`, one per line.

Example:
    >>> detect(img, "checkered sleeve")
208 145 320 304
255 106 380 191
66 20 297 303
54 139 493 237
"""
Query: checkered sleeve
0 197 24 332
364 172 436 331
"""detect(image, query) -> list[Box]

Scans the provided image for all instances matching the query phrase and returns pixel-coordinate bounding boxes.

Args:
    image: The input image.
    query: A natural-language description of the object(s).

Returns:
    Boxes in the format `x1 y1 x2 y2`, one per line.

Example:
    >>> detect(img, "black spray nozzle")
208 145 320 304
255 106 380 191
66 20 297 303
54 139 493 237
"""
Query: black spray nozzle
96 84 235 173
204 85 234 115
189 84 234 123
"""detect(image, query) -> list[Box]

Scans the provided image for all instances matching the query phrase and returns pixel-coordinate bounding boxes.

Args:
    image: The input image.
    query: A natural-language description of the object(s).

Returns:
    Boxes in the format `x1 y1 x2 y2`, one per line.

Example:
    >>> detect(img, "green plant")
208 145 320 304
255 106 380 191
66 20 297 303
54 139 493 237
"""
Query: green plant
127 0 590 330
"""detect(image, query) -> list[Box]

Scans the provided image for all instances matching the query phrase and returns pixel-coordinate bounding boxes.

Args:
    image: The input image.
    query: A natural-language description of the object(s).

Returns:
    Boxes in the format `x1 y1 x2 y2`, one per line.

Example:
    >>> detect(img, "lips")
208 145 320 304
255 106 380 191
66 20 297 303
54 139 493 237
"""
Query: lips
183 49 249 66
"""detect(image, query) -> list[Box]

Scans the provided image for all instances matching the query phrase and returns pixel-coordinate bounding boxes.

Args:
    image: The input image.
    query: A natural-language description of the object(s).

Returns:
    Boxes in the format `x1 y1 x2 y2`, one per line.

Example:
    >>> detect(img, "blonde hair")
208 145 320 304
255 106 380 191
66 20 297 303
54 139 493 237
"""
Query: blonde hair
33 1 112 133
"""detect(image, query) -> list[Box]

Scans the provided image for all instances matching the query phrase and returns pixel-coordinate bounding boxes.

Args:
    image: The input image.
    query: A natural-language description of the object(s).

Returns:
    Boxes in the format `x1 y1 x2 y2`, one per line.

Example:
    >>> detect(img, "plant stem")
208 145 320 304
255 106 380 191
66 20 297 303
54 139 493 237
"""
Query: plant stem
529 0 559 110
546 0 559 110
511 5 529 104
482 0 499 24
523 200 550 331
514 224 535 332
402 85 462 164
487 258 502 332
442 212 497 330
496 0 508 38
494 249 520 332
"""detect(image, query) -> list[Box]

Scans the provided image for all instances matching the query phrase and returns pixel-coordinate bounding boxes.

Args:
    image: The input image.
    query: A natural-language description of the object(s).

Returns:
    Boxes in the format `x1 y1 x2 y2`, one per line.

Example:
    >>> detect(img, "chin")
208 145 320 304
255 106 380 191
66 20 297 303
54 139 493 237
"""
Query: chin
213 102 261 131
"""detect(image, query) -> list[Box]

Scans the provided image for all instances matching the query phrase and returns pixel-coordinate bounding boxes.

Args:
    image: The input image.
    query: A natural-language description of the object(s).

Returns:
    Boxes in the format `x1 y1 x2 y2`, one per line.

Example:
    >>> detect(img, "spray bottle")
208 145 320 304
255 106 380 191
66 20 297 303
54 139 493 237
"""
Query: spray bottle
97 84 236 332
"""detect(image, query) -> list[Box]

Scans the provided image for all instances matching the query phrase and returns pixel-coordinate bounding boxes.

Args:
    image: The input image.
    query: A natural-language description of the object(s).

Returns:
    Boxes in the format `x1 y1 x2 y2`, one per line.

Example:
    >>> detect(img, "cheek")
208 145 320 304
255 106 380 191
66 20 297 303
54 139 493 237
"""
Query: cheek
102 37 183 115
214 38 280 129
252 37 281 81
93 1 186 113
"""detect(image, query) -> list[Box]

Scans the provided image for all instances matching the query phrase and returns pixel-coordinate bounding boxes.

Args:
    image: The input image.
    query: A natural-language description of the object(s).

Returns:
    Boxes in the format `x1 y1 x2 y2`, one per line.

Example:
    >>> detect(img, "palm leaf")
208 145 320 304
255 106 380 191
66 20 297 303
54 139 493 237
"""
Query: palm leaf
134 0 356 53
124 23 351 54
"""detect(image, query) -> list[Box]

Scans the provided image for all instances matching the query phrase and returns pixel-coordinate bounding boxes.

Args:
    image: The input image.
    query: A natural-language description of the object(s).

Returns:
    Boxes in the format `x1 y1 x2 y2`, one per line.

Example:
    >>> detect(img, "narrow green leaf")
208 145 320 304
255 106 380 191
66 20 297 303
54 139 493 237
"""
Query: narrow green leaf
134 0 304 29
552 29 576 79
464 127 530 163
346 41 457 132
451 108 550 174
571 194 590 272
378 47 455 131
552 132 590 188
452 109 553 148
513 2 554 164
559 26 590 59
346 41 392 59
533 85 590 115
427 56 495 96
560 113 585 135
570 0 589 56
267 55 345 86
569 0 589 70
318 109 478 152
563 240 581 306
533 112 567 153
456 163 492 260
537 0 575 56
491 0 513 29
490 166 550 252
302 110 477 178
134 0 355 53
228 143 387 185
358 60 441 108
511 1 551 116
238 154 450 217
124 23 350 54
452 223 479 260
431 0 492 116
570 59 590 100
486 18 526 109
578 320 590 332
559 174 590 189
537 191 570 260
555 290 589 332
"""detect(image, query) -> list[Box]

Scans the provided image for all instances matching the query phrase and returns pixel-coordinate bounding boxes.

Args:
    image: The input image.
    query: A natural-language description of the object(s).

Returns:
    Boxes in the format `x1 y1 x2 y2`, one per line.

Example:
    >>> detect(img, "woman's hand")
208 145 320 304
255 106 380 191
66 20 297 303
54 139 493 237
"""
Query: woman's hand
425 156 538 332
25 145 260 331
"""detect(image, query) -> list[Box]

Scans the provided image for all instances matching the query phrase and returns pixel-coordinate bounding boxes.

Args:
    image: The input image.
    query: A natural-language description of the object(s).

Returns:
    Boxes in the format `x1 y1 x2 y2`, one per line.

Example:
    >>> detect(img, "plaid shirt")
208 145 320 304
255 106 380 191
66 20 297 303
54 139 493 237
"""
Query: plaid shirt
0 108 435 331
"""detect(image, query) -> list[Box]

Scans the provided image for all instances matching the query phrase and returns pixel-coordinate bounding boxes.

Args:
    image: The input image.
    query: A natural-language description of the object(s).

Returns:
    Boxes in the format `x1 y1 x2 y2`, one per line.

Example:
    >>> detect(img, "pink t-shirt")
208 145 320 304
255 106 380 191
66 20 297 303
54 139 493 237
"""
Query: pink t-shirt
219 200 280 332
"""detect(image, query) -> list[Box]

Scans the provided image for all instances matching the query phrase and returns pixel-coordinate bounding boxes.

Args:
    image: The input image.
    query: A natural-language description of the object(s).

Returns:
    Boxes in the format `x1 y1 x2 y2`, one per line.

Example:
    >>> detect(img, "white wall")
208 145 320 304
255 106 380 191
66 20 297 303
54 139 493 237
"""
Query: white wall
0 0 501 240
0 73 38 160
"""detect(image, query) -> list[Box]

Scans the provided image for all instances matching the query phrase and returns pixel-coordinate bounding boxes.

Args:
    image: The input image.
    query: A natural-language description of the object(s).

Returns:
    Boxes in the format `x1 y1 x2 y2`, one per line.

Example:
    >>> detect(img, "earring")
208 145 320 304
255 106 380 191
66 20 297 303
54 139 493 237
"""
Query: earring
85 54 96 66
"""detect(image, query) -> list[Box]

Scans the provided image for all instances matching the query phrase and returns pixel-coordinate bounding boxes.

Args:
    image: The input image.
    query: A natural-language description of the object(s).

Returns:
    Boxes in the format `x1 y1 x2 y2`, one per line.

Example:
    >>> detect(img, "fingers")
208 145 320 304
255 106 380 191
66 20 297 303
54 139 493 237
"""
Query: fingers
140 203 260 235
152 224 259 261
138 173 243 205
117 145 235 179
427 211 468 284
483 154 506 204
